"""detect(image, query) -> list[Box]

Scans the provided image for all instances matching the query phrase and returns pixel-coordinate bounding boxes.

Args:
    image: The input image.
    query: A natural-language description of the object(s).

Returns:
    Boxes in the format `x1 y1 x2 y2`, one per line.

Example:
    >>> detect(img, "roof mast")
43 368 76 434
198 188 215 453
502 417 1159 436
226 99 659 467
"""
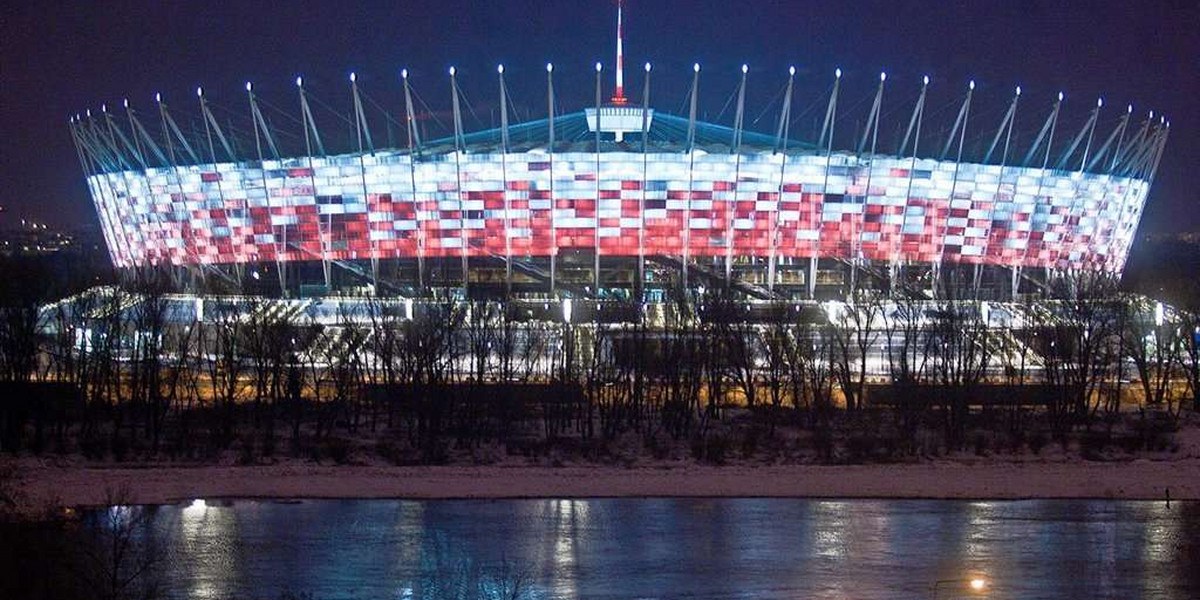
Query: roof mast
612 0 627 104
587 0 651 142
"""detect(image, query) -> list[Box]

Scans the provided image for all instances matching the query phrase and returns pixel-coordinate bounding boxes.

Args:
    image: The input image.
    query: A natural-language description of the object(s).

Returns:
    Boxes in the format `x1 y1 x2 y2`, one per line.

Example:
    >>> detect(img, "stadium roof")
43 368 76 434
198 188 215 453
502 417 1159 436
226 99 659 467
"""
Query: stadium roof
419 110 818 156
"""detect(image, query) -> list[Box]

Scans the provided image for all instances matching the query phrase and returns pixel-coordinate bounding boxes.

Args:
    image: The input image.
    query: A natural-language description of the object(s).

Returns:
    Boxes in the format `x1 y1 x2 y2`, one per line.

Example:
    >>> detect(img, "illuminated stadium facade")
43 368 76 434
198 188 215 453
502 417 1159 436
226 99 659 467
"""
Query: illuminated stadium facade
69 4 1169 303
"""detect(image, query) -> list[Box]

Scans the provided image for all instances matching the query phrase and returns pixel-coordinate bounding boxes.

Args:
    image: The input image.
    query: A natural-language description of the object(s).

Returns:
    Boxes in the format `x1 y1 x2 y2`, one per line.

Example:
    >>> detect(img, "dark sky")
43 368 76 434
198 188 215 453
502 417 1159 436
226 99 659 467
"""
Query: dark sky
2 0 1197 234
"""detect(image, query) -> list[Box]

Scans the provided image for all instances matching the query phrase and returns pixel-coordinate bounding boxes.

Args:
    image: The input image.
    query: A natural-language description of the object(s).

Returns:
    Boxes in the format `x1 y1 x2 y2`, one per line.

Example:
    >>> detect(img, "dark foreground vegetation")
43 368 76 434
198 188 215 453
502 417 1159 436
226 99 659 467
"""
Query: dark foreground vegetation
0 250 1198 471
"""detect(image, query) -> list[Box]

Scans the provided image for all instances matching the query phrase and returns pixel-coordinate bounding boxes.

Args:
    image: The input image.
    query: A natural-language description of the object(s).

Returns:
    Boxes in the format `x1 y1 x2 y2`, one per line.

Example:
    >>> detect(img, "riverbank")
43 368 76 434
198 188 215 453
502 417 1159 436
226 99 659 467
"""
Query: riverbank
10 456 1199 511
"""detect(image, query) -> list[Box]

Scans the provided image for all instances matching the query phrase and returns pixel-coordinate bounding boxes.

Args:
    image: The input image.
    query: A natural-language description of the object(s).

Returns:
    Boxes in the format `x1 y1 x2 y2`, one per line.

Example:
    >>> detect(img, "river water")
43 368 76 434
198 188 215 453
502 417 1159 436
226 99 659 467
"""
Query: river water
111 498 1198 600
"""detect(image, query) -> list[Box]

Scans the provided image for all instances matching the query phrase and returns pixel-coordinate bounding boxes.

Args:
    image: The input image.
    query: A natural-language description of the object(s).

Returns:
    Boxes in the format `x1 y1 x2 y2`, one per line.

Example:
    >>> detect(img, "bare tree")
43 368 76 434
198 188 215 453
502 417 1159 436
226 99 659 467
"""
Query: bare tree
1182 310 1200 413
202 303 244 444
926 296 990 449
828 291 881 412
1122 296 1186 419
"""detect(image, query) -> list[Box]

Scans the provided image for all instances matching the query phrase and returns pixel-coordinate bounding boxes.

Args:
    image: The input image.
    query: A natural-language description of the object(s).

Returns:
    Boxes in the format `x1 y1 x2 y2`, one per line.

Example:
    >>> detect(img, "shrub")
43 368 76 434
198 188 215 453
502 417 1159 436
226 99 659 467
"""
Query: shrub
315 437 352 465
691 434 728 465
812 428 835 463
1028 431 1048 455
79 435 106 460
1080 431 1109 461
110 436 129 462
845 435 875 463
236 436 256 466
645 432 674 461
973 432 991 457
739 427 763 459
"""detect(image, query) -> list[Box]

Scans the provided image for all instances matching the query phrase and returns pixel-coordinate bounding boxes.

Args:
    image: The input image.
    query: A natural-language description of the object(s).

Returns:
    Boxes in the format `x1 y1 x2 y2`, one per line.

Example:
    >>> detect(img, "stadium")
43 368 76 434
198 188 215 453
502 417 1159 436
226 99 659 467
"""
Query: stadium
68 4 1169 307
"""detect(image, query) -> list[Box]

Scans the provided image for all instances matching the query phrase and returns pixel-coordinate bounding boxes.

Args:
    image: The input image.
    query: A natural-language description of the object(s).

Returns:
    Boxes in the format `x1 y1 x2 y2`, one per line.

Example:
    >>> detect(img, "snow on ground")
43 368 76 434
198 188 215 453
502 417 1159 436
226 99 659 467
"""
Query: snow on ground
12 456 1199 513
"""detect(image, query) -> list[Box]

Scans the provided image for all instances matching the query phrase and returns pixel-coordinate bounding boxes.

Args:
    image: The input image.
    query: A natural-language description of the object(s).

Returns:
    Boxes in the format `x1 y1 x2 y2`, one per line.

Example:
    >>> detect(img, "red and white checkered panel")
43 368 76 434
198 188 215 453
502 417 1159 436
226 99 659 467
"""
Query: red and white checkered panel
88 150 1149 273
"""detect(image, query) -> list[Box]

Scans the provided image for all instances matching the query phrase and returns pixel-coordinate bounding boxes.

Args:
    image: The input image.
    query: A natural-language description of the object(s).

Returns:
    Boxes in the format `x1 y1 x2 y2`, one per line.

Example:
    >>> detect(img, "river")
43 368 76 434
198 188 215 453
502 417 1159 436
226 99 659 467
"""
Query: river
101 498 1199 599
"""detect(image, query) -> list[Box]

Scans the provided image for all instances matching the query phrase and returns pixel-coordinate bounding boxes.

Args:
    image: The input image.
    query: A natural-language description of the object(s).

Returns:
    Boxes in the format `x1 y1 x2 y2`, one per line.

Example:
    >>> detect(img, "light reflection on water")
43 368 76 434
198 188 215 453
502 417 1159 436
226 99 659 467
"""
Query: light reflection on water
104 498 1199 600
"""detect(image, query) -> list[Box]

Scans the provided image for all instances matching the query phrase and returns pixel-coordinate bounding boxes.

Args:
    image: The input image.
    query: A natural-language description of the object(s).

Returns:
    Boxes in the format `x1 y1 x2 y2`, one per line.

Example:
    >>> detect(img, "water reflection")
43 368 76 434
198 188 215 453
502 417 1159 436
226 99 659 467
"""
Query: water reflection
97 498 1200 600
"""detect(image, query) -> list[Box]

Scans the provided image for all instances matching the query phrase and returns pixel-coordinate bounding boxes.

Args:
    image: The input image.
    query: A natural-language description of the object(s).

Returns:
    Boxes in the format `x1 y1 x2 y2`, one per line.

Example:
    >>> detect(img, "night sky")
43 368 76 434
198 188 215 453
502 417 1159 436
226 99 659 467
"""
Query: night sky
2 0 1197 237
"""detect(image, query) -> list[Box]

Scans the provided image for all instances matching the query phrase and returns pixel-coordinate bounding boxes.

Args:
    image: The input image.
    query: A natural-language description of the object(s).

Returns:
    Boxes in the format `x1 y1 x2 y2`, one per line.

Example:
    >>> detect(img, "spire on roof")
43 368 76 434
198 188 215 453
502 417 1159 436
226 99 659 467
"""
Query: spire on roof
611 0 627 104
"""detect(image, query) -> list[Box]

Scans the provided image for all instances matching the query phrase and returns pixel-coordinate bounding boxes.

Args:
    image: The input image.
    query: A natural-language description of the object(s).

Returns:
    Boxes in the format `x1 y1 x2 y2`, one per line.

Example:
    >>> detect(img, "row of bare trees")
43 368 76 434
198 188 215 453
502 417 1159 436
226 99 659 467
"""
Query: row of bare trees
1 266 1198 459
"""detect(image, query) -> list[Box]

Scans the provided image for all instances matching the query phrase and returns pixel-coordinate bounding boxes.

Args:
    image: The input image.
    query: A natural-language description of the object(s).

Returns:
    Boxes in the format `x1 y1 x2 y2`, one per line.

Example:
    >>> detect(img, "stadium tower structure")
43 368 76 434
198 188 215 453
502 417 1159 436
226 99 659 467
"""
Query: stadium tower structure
69 2 1169 304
